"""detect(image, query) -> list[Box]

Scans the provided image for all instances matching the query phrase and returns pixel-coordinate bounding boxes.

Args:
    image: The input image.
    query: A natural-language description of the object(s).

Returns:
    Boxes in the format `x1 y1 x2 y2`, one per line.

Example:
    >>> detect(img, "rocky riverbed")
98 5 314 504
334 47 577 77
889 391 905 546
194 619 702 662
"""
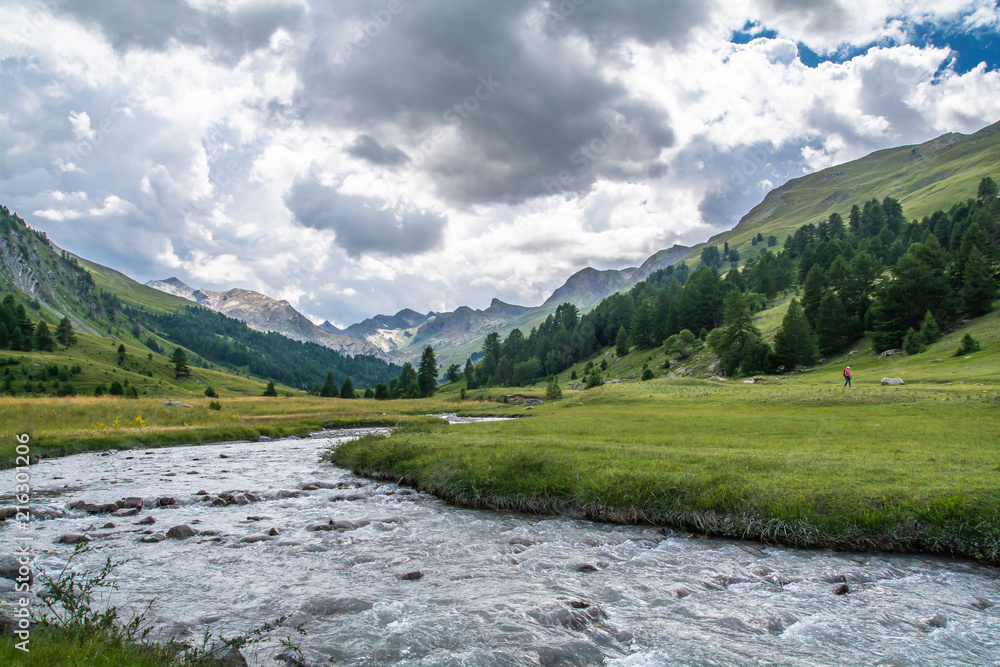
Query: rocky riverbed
2 426 999 666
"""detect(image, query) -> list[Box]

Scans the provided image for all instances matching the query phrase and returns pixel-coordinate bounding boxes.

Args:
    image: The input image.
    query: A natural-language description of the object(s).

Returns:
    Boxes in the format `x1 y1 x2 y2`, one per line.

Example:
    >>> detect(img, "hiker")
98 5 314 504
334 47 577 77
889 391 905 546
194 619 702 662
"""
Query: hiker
843 366 851 387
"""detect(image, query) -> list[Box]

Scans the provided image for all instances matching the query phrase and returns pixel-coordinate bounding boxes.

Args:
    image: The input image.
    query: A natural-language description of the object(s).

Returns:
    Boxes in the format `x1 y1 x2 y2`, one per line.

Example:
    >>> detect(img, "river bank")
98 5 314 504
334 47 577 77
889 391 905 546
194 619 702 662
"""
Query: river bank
0 395 514 467
330 382 1000 566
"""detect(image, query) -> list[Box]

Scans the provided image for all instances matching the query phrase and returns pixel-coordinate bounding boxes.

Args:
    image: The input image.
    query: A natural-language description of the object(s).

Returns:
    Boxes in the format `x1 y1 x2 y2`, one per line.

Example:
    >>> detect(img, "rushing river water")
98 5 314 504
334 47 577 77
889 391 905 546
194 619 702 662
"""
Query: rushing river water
2 423 999 666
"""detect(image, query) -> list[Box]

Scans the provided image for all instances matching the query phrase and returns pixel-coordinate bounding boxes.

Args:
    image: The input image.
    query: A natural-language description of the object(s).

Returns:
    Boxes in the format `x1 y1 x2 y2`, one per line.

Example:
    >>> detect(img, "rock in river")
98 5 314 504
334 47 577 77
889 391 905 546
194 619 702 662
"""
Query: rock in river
166 525 197 540
57 533 92 545
0 555 32 583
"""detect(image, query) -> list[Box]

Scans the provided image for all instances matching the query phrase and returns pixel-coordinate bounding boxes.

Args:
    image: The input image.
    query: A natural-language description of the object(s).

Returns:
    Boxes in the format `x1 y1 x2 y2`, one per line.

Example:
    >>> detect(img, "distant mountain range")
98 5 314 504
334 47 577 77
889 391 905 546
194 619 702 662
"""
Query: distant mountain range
147 243 691 366
144 278 385 359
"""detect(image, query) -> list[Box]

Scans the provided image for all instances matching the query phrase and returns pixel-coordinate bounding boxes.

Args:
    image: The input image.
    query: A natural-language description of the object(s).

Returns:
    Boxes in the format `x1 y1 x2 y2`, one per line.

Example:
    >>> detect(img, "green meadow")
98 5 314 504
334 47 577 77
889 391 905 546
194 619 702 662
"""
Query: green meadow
332 310 1000 565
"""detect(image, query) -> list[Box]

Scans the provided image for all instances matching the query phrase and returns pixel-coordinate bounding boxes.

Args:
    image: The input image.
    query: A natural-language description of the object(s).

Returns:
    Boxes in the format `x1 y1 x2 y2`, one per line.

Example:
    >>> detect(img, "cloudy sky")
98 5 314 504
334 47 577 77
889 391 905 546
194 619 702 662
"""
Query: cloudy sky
2 0 1000 326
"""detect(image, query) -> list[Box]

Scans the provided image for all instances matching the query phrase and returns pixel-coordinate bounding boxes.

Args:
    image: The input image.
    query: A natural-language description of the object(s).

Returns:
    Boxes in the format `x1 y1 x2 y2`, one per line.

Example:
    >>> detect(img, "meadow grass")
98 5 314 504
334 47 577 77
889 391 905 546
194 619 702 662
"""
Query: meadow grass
332 378 1000 564
0 394 501 464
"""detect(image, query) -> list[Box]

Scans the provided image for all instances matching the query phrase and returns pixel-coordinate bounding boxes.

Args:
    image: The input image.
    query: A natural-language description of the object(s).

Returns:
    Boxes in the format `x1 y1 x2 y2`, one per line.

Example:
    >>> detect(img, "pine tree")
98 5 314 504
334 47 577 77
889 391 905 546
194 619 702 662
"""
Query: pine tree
398 362 417 395
55 317 77 346
978 176 998 200
615 325 629 357
801 264 827 327
117 344 126 366
545 376 562 400
902 327 923 355
815 291 850 355
338 376 355 398
918 310 940 345
9 327 24 352
772 299 819 371
709 291 761 376
170 347 191 379
374 383 389 400
463 358 477 391
263 381 278 397
960 246 996 317
320 371 338 397
417 345 437 397
34 321 55 352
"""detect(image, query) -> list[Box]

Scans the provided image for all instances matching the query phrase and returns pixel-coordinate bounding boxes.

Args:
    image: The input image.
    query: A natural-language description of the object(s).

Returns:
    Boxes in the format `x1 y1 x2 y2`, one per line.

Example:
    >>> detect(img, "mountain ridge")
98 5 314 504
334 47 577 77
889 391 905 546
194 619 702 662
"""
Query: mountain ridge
144 279 384 359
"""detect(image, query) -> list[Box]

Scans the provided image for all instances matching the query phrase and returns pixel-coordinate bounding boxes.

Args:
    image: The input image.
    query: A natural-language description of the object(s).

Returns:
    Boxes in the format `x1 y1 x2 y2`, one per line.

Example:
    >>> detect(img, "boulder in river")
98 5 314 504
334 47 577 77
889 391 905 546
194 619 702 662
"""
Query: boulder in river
113 507 139 517
137 516 156 525
140 533 166 543
57 533 92 545
166 525 197 540
834 584 850 595
275 647 335 667
212 645 248 667
0 555 32 583
529 601 608 631
122 497 144 509
156 497 177 508
398 570 424 581
574 563 600 573
299 596 374 616
240 535 272 544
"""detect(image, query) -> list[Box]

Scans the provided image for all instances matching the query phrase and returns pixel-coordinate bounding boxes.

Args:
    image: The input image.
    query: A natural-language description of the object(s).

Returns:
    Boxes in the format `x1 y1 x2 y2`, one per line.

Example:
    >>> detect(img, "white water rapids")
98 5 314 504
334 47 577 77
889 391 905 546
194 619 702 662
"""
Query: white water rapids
1 424 998 666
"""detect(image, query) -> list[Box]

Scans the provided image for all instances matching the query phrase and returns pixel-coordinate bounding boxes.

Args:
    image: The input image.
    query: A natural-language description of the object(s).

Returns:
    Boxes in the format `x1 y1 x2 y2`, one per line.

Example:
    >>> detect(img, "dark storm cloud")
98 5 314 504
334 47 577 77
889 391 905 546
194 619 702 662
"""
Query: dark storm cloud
345 134 410 166
56 0 304 61
547 0 717 51
294 0 694 206
285 177 446 257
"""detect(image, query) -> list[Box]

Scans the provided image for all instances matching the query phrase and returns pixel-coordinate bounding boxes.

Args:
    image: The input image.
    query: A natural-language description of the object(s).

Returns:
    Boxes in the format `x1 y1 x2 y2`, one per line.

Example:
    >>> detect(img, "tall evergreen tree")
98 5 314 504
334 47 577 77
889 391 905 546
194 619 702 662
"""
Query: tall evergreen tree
867 239 949 351
801 264 827 327
815 291 850 355
417 346 438 397
614 325 629 357
463 358 477 390
978 176 998 200
320 371 338 397
55 317 77 346
398 362 417 395
263 381 277 397
629 300 656 348
918 310 940 345
34 321 55 352
709 291 761 375
961 246 996 316
170 347 191 379
338 376 355 399
772 299 819 370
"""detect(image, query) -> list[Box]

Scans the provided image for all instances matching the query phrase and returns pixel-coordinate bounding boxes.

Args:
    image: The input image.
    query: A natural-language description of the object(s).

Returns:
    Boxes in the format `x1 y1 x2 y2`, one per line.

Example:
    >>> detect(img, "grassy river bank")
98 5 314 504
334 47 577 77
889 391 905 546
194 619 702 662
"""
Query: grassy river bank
331 380 1000 565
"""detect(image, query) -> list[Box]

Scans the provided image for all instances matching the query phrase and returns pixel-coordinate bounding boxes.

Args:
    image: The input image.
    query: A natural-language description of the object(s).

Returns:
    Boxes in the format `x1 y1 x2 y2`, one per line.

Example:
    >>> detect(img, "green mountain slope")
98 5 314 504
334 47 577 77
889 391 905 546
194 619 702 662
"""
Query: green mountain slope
0 207 400 396
680 120 1000 265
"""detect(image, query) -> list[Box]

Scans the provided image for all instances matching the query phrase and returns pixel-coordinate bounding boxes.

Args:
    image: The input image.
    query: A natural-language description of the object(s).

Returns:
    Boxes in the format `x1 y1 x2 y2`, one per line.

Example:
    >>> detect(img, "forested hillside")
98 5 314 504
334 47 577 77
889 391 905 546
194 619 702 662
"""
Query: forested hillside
463 178 999 387
0 205 401 396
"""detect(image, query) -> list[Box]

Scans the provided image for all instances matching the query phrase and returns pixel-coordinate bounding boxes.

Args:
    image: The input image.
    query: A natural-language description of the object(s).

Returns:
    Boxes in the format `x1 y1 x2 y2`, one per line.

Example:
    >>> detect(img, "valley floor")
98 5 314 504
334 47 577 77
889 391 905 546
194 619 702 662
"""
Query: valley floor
332 377 1000 566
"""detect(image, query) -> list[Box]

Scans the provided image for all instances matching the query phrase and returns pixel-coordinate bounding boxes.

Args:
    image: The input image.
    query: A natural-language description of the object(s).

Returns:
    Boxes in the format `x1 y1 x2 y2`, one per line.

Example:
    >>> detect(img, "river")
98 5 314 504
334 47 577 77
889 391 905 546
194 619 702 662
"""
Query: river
2 423 998 666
